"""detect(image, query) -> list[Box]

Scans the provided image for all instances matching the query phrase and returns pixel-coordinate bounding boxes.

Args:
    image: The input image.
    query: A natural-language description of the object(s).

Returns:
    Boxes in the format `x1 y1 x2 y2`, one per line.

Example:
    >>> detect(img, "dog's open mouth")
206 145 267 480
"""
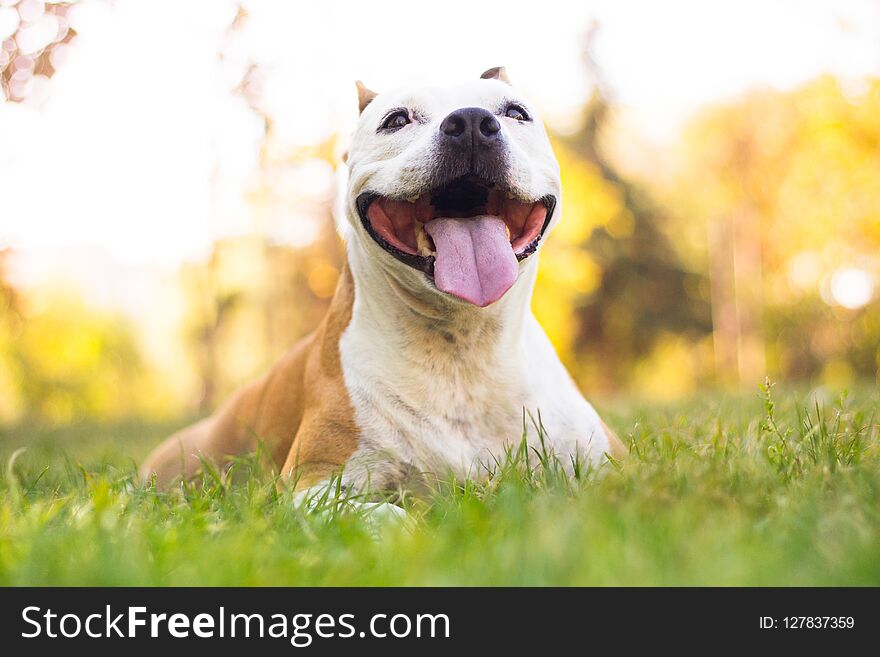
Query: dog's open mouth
357 176 555 307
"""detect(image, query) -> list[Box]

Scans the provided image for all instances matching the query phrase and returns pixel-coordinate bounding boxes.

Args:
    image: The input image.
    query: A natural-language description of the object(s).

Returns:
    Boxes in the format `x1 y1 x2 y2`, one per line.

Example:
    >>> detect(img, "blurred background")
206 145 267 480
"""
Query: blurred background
0 0 878 432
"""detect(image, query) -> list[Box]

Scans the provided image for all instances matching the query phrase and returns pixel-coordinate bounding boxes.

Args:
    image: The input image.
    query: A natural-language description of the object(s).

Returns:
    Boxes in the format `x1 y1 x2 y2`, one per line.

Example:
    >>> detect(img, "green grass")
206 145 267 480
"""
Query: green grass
1 382 878 586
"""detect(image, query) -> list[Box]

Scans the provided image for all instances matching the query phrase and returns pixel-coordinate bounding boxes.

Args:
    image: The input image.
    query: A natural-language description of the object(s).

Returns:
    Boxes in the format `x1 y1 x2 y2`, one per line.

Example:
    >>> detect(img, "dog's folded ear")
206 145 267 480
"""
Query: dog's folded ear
480 66 510 84
355 80 378 114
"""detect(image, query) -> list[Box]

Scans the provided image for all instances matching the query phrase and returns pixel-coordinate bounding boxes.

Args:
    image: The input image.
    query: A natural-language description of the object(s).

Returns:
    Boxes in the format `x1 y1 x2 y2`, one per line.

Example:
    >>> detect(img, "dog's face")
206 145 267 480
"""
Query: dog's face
345 68 561 308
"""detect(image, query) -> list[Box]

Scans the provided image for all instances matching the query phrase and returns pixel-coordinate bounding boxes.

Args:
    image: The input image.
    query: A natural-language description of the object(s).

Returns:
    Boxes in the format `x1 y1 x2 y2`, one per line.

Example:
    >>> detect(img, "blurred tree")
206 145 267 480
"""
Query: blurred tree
536 25 712 394
678 75 880 385
178 6 344 411
0 248 25 420
0 248 155 424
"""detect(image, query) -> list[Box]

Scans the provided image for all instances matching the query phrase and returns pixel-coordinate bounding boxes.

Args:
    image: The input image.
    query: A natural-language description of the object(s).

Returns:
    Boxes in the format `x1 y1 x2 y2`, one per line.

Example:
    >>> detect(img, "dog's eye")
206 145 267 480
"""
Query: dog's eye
504 104 531 122
380 110 411 131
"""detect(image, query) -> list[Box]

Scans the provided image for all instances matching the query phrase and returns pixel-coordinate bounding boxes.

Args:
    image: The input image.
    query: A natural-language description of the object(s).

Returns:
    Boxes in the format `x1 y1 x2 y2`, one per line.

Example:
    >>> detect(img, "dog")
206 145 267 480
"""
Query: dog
140 67 625 496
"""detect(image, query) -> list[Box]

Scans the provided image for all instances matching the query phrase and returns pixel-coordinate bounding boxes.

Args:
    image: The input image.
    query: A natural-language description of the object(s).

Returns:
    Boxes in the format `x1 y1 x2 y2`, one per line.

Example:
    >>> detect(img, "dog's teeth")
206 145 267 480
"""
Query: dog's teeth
415 221 435 257
504 224 511 241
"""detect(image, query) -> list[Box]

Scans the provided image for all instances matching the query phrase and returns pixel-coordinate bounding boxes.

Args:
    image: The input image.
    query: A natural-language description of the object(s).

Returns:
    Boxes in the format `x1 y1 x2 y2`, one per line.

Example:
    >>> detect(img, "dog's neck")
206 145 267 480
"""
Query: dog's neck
344 240 538 370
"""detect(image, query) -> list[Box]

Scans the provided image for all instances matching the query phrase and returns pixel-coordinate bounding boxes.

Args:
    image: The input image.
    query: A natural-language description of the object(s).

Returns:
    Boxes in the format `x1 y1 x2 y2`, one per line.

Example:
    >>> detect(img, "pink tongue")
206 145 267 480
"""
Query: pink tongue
425 215 518 307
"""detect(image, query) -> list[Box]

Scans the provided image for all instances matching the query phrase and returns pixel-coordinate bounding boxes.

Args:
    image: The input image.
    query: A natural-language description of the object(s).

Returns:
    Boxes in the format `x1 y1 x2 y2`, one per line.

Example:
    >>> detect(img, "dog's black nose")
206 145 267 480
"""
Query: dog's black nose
439 107 501 147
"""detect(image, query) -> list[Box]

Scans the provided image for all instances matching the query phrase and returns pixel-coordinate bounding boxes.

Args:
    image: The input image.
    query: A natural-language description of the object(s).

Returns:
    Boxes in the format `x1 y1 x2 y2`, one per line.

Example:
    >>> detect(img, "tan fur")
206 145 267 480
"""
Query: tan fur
140 266 359 491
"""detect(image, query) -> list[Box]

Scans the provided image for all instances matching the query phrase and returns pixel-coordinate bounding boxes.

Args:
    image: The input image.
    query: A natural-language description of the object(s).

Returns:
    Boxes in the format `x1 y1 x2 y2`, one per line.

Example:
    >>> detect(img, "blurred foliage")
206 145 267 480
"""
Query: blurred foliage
675 75 880 388
536 88 713 396
0 6 877 426
0 249 165 423
179 219 343 412
178 128 345 410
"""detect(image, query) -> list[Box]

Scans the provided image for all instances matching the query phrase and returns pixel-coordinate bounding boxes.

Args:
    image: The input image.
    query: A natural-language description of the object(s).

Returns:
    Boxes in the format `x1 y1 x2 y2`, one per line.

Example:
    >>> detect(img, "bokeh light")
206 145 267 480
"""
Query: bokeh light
830 268 875 310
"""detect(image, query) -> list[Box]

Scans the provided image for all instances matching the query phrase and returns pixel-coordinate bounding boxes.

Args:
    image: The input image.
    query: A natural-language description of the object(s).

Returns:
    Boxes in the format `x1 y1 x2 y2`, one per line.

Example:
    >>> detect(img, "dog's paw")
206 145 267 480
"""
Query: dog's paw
352 501 411 539
293 487 411 538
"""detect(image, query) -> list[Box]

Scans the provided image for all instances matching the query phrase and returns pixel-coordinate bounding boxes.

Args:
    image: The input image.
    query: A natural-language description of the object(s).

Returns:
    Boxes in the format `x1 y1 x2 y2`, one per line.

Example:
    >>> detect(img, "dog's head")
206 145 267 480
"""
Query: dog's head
345 68 560 308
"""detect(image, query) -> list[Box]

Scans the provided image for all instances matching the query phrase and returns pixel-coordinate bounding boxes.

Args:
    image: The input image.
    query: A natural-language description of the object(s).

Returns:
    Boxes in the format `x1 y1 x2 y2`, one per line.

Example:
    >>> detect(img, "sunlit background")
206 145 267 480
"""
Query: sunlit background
1 0 878 427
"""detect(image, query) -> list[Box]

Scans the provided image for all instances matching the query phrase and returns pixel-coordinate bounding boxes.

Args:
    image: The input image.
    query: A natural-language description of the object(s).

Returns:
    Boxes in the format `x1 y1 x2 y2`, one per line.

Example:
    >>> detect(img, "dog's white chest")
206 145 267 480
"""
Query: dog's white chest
337 309 609 489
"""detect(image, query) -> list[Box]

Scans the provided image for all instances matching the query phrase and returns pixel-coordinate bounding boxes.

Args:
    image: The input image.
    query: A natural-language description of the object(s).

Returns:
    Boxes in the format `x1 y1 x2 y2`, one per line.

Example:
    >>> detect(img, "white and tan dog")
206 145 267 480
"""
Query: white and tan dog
141 67 625 495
